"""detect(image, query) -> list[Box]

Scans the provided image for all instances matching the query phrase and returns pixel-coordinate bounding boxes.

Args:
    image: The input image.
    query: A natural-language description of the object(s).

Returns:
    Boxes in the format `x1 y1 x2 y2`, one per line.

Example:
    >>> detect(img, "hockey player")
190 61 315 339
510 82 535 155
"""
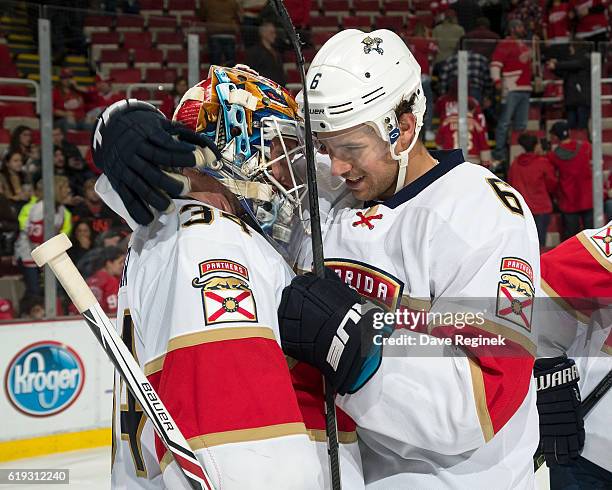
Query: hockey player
276 29 541 488
536 221 612 488
89 32 540 487
94 67 363 489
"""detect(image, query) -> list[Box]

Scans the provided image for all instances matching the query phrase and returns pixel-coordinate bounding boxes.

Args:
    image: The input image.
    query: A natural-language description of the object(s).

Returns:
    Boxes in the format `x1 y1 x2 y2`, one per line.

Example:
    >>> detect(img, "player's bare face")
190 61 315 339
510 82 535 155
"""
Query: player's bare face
269 136 298 189
317 124 397 201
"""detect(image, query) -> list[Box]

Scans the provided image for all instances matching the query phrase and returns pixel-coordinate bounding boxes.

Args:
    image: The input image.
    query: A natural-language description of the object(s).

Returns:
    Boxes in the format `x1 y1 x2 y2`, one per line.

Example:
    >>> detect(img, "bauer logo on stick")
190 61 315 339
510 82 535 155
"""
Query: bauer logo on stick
192 260 258 325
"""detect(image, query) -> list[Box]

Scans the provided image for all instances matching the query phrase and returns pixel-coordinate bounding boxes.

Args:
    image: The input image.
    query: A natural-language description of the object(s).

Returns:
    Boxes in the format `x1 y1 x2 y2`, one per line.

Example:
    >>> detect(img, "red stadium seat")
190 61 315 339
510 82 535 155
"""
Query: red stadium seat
116 15 146 31
0 44 12 65
375 17 404 30
166 49 188 65
0 85 29 97
90 31 121 45
354 0 382 13
310 15 340 30
148 16 178 31
342 16 372 29
0 102 36 118
0 128 10 143
140 0 164 16
312 31 336 47
99 49 130 66
603 129 612 142
155 31 184 48
0 65 19 78
124 32 153 49
84 15 114 33
570 129 589 141
65 130 91 146
145 68 178 83
603 103 612 118
286 69 301 84
325 0 350 12
109 68 142 84
132 48 164 64
384 0 411 13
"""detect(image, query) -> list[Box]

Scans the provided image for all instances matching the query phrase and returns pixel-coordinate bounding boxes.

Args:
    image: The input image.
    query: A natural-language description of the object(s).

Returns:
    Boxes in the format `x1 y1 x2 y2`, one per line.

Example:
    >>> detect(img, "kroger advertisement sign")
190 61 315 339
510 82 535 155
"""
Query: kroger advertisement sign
4 341 85 417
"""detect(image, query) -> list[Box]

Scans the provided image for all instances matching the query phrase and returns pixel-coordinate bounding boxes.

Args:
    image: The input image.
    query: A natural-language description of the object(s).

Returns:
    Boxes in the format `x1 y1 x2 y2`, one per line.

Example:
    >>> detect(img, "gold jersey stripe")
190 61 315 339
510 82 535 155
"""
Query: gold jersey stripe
159 422 308 472
468 358 495 442
578 232 612 273
541 279 591 324
144 326 277 376
400 295 432 311
306 429 358 444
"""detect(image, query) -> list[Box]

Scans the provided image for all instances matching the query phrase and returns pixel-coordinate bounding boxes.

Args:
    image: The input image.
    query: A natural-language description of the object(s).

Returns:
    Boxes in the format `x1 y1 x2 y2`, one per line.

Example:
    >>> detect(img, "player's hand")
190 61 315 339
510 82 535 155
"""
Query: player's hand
91 99 222 225
278 267 388 395
534 355 585 466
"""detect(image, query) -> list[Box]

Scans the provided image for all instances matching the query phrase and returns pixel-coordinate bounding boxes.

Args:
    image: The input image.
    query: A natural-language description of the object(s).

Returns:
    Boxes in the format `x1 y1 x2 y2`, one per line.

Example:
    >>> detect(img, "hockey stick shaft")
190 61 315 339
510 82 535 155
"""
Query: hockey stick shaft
31 234 216 490
533 367 612 471
269 2 341 489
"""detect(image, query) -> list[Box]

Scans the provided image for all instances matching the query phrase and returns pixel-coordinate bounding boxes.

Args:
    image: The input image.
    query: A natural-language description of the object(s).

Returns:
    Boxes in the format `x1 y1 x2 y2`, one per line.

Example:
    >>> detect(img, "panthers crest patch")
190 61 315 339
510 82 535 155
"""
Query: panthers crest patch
192 260 258 325
496 257 534 332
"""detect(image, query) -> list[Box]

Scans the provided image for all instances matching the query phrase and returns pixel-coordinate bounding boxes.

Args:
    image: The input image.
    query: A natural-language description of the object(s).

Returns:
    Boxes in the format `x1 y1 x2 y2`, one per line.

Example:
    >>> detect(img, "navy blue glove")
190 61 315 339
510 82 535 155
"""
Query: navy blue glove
278 267 389 395
534 355 585 466
91 99 222 225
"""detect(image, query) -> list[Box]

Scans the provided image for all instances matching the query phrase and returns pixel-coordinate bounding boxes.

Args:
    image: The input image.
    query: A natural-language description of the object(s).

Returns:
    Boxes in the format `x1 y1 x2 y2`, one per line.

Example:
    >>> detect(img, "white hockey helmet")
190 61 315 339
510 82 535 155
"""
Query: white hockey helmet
297 29 426 194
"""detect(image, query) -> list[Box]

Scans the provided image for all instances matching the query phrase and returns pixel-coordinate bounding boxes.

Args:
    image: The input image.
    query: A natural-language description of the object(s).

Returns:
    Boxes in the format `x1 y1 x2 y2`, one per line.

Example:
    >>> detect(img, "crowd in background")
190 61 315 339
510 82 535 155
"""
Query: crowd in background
1 0 612 318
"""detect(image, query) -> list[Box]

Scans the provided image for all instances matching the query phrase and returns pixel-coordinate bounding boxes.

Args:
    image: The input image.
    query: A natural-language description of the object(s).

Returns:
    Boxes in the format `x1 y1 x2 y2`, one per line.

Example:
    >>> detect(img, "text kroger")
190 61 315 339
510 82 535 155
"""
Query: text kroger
5 342 84 416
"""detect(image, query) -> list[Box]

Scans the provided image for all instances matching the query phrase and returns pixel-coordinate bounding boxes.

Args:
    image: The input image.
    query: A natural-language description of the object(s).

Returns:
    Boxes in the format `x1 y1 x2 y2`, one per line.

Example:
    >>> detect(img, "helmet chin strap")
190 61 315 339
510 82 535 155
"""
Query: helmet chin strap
392 125 422 194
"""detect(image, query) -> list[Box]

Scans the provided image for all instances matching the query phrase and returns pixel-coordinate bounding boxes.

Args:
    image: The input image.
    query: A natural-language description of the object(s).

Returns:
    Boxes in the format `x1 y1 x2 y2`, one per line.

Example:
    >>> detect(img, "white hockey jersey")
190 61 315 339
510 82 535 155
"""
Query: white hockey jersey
538 221 612 474
95 177 363 490
314 150 541 489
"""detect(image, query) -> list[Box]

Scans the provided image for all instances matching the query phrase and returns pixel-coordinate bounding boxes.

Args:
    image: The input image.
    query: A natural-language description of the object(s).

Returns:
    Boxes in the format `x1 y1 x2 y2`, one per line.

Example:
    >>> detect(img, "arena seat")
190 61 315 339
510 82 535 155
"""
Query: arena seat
148 16 178 32
116 15 146 32
124 32 153 50
342 16 373 29
145 67 178 84
84 15 114 36
99 50 130 72
375 16 404 30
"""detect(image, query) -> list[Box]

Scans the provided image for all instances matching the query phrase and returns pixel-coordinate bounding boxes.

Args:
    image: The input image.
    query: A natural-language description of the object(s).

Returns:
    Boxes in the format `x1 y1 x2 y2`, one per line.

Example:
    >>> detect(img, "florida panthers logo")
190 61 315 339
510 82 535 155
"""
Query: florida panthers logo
362 36 384 55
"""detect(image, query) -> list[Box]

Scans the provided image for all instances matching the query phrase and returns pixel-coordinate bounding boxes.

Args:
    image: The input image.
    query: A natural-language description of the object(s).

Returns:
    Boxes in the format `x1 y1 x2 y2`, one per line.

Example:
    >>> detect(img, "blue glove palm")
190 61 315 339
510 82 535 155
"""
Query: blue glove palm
91 99 221 225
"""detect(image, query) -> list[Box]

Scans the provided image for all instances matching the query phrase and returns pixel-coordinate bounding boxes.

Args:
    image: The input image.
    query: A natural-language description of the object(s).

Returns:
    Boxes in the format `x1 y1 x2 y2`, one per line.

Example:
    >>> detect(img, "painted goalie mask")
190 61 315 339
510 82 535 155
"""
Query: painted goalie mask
173 65 309 264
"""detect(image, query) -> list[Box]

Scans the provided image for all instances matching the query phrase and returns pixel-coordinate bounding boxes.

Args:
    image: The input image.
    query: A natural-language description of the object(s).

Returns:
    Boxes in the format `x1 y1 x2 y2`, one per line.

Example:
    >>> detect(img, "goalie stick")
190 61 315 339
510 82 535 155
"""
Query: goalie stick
534 367 612 471
31 233 217 490
269 2 341 489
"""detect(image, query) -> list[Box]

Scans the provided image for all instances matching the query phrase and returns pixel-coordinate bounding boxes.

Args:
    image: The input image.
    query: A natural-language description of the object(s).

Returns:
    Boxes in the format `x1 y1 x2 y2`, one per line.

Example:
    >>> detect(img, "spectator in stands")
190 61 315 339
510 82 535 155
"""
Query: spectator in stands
8 125 38 165
245 20 287 86
0 298 14 321
241 0 269 48
53 68 89 132
95 228 124 249
66 150 95 199
508 133 557 247
72 178 123 236
14 175 72 296
463 17 500 59
159 77 189 119
0 178 19 256
547 42 591 130
52 127 86 168
53 146 67 176
505 0 544 39
438 47 493 104
450 0 482 33
544 0 572 50
432 9 465 69
84 74 123 125
19 295 44 320
200 0 241 67
406 23 438 141
548 121 593 239
0 151 31 209
86 245 125 315
490 19 532 163
68 220 94 267
571 0 609 44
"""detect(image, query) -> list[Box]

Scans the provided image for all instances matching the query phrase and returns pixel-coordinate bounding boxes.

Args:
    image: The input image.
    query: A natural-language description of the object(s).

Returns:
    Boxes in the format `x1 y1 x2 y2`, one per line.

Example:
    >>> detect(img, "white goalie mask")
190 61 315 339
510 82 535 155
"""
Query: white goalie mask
296 29 426 195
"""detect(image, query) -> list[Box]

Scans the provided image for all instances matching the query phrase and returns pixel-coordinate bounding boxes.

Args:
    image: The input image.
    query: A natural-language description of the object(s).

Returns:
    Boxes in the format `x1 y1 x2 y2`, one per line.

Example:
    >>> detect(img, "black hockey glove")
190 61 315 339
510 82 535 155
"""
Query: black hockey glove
91 99 222 225
278 267 389 395
534 354 585 466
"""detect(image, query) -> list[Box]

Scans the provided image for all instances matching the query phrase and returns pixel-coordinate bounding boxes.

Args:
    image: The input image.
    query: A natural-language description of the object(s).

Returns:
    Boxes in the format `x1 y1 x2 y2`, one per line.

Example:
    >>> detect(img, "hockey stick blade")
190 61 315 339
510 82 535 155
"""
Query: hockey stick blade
31 234 216 490
268 2 341 489
533 368 612 471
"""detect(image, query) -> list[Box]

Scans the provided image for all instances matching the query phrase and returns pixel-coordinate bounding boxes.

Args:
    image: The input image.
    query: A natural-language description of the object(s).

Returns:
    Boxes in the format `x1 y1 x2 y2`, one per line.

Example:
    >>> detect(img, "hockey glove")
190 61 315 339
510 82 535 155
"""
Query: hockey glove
91 99 222 225
278 267 389 395
534 354 585 466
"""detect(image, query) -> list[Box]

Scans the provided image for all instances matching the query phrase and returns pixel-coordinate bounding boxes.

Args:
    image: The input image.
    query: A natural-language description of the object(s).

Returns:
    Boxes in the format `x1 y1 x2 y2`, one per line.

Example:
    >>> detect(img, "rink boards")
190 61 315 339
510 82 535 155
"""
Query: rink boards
0 318 113 461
